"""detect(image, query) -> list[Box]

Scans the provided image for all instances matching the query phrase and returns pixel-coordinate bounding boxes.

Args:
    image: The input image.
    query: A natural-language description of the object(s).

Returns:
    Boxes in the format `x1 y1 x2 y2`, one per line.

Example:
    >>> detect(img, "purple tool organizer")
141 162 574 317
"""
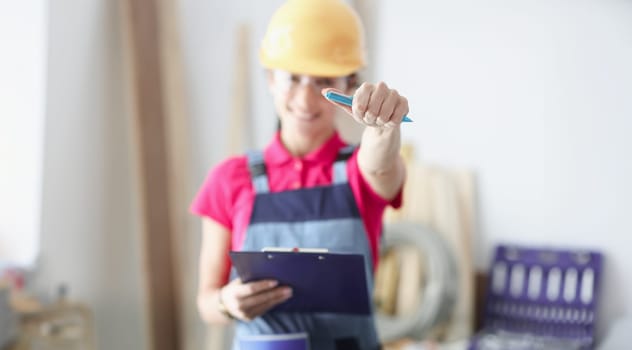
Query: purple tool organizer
470 245 603 350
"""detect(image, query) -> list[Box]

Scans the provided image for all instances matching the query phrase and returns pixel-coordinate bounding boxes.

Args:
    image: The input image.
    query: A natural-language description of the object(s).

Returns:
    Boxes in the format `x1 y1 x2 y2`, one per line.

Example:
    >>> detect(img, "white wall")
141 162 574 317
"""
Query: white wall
375 0 632 339
0 1 46 268
180 0 285 177
32 1 148 349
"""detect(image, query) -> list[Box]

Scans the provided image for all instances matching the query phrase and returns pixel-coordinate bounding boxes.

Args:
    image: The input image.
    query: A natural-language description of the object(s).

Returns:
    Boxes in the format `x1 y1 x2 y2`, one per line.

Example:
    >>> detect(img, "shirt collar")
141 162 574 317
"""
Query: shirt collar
265 131 346 166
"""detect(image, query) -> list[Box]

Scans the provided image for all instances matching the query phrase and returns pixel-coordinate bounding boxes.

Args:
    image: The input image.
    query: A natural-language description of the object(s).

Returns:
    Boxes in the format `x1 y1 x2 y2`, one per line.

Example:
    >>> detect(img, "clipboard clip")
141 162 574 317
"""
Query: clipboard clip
261 247 329 253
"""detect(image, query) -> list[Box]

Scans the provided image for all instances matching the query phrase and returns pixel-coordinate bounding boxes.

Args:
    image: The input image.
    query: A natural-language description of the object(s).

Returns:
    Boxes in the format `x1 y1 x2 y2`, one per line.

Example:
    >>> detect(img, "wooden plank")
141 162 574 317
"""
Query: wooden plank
119 0 182 349
227 23 251 155
156 0 193 347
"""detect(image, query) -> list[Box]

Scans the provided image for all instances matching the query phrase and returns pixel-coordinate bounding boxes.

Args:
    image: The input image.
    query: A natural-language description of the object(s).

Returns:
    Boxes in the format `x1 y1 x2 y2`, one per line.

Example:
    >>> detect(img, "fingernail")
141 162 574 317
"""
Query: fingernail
269 281 278 288
284 288 293 297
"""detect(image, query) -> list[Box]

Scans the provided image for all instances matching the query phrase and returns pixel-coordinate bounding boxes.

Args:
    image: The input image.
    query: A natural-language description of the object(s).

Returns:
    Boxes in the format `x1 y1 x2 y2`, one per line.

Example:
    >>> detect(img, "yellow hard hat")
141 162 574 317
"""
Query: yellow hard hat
259 0 366 77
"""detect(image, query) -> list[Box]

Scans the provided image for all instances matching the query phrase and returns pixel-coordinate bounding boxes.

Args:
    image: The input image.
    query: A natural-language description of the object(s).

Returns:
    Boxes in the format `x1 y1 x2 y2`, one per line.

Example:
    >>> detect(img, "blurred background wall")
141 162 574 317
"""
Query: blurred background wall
37 0 148 349
375 0 632 339
2 0 631 349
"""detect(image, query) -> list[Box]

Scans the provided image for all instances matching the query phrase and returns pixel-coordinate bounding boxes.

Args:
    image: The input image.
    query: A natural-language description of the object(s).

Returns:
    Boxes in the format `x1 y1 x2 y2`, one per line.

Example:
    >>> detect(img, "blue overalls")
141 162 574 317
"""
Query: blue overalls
232 146 380 350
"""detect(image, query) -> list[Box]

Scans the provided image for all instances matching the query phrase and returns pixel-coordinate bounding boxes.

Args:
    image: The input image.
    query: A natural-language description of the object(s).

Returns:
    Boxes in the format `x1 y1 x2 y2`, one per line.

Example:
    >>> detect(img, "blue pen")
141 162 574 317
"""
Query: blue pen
324 91 413 123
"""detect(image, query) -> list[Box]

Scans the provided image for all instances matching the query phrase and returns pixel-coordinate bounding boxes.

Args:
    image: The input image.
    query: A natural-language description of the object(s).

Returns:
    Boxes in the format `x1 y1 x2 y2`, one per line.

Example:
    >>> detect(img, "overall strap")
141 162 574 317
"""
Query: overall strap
247 150 269 194
332 145 356 184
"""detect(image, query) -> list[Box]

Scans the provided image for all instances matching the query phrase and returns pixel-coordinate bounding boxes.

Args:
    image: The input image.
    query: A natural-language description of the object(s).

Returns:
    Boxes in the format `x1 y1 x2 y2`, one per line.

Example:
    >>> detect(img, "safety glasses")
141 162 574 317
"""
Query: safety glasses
271 70 349 94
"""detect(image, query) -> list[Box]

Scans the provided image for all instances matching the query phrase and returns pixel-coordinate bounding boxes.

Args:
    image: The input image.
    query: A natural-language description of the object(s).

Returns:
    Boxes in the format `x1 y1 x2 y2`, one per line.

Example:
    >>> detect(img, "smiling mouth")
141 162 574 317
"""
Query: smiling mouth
293 113 320 122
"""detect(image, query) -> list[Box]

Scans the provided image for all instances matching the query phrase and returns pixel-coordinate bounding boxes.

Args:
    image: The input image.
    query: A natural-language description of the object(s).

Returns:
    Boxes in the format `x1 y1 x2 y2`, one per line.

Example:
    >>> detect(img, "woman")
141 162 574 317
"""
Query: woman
191 0 409 348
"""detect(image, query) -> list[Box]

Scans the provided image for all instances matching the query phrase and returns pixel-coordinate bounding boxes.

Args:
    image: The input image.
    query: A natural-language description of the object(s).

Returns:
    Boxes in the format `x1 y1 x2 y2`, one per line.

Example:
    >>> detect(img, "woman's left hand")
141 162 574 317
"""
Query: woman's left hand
323 82 409 128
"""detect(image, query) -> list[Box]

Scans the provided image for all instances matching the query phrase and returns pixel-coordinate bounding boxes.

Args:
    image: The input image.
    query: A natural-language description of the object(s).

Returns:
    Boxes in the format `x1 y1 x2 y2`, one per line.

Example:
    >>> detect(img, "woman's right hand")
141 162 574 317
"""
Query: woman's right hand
219 278 293 321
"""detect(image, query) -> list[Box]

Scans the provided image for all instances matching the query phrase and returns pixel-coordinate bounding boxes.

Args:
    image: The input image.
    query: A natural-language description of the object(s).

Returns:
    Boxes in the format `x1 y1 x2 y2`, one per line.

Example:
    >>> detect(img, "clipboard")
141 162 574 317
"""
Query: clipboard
229 250 371 315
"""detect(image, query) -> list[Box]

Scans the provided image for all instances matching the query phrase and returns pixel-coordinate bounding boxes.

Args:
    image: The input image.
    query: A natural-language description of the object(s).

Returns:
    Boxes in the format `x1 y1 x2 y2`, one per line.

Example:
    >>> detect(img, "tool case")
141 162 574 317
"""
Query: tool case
470 244 603 350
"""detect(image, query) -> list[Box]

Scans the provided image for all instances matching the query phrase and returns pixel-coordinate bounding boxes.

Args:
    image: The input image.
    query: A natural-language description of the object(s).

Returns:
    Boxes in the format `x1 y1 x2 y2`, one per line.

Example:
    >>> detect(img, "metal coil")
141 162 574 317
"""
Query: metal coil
375 222 459 342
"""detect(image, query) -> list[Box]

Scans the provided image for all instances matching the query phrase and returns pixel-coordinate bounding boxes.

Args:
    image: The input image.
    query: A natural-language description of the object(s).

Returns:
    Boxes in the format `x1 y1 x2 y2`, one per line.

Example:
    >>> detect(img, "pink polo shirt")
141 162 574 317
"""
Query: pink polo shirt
190 132 402 268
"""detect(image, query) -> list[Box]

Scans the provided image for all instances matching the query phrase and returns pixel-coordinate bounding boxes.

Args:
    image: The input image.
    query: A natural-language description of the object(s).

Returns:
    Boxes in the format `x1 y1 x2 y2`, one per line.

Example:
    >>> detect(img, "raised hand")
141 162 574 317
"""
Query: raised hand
323 82 409 128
